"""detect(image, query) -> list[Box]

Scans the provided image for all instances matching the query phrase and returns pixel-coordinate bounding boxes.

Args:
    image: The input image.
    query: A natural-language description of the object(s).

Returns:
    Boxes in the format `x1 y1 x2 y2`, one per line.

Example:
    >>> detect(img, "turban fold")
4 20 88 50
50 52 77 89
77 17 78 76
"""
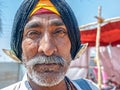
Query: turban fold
31 8 58 16
11 0 81 60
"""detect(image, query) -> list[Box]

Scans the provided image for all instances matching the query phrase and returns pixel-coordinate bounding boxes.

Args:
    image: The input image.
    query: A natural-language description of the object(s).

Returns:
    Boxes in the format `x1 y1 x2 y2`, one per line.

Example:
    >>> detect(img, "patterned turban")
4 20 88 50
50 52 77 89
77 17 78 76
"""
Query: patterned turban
11 0 81 60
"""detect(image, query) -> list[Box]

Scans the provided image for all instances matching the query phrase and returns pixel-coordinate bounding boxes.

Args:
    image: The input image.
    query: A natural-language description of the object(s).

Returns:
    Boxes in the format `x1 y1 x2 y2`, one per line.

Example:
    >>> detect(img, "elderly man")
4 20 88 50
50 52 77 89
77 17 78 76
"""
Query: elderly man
2 0 99 90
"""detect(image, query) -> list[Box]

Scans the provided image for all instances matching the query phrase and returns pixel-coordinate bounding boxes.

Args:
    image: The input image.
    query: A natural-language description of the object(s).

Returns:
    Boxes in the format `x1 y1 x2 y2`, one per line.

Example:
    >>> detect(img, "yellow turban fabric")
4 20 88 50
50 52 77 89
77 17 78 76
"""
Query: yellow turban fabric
30 0 60 16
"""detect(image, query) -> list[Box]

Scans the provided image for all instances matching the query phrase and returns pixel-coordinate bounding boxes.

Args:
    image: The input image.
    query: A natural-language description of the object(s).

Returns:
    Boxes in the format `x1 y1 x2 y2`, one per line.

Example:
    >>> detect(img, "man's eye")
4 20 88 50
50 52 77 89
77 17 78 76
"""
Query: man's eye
26 31 41 39
53 28 67 37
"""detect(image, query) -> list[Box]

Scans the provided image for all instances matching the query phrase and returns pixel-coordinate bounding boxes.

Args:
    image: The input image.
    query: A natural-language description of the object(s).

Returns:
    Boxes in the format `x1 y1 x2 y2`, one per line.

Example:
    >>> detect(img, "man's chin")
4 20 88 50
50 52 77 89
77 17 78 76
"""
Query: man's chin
28 70 65 87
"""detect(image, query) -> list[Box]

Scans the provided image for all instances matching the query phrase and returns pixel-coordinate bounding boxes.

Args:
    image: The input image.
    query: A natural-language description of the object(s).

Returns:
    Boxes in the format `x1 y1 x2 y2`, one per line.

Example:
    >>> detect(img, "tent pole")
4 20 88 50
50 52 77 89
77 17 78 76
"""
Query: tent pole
95 6 103 90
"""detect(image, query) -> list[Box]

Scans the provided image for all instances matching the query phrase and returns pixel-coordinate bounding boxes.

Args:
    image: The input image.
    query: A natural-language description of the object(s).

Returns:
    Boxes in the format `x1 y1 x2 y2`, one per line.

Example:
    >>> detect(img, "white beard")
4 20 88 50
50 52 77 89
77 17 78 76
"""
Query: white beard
27 68 65 87
23 55 71 87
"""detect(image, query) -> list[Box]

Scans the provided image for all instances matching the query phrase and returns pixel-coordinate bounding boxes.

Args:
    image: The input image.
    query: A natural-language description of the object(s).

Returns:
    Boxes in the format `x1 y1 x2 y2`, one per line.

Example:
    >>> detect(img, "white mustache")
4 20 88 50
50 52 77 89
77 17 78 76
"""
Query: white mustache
25 55 65 67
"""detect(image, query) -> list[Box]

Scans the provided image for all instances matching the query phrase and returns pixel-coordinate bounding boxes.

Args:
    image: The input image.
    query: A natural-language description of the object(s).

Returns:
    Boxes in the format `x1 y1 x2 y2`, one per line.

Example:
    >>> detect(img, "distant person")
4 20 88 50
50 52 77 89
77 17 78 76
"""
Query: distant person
1 0 99 90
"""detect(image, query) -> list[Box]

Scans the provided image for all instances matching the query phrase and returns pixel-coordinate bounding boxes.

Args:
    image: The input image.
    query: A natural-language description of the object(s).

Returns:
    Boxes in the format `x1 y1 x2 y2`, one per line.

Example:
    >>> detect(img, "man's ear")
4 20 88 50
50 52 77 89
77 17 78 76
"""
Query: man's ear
2 49 21 63
74 43 88 59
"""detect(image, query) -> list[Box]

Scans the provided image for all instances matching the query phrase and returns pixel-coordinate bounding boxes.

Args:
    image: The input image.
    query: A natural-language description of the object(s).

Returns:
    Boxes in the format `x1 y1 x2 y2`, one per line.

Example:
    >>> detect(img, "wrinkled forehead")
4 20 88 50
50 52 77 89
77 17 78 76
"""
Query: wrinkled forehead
25 14 65 29
30 13 61 21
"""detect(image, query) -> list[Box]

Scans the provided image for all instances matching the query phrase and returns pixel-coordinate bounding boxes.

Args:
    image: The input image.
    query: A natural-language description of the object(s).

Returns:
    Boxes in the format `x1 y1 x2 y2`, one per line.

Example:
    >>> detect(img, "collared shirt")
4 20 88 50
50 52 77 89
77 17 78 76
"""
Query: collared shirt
1 74 99 90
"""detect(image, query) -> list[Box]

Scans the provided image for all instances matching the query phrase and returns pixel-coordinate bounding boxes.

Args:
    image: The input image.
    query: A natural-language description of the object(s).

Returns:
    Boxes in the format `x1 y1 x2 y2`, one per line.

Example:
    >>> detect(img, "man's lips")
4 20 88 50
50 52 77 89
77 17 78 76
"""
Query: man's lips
33 63 63 73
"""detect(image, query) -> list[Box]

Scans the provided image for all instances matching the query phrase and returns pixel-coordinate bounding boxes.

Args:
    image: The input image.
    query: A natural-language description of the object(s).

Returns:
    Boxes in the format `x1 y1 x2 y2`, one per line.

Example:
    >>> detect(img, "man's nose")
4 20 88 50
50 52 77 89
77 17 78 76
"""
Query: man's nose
38 33 57 56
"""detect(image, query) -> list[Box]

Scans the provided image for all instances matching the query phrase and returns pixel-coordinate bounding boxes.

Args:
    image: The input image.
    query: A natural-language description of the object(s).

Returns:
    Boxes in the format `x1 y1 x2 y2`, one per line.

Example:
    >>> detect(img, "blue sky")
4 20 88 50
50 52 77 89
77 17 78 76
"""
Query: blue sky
0 0 120 62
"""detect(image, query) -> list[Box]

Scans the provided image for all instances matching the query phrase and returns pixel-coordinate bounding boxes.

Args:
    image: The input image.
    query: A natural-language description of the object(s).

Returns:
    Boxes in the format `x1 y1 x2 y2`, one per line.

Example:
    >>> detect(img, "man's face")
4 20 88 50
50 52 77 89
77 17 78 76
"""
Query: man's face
22 14 71 86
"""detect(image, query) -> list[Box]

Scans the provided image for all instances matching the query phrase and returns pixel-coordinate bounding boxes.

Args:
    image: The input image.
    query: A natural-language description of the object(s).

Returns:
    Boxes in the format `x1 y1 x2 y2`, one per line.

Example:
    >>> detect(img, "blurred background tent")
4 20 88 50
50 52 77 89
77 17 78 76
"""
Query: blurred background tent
79 16 120 89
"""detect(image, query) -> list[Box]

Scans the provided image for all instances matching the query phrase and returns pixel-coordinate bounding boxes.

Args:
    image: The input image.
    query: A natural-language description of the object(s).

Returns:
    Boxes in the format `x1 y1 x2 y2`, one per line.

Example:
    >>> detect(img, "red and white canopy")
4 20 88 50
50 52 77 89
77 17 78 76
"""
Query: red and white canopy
80 18 120 46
